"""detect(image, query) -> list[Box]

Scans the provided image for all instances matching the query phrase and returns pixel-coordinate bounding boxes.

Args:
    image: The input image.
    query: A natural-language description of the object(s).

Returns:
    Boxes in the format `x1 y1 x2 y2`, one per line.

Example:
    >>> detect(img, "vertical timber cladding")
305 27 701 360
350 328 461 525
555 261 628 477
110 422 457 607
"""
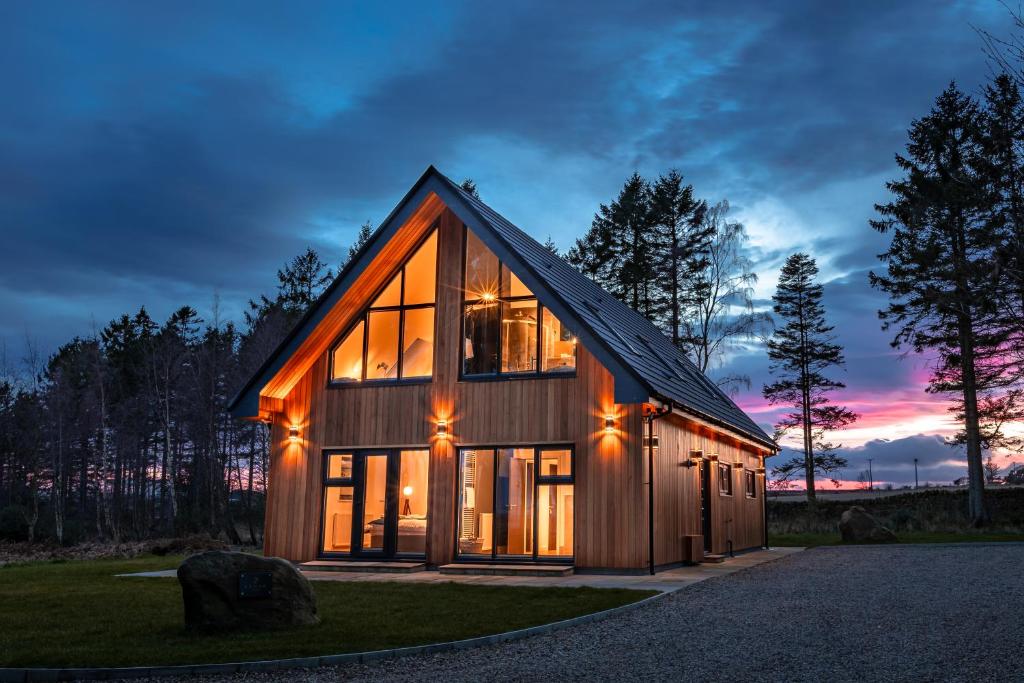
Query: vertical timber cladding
263 207 647 569
654 414 767 561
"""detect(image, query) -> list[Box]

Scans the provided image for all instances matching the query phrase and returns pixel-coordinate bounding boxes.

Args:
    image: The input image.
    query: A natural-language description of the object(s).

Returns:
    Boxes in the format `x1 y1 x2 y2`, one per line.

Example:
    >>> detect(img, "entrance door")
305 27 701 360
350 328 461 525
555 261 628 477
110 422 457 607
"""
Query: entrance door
700 459 712 553
321 448 429 559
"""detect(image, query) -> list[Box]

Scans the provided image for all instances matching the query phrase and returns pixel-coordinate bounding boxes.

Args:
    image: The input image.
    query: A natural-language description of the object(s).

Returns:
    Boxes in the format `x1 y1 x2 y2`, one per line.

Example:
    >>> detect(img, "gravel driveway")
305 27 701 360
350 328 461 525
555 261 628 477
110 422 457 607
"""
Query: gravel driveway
173 544 1024 682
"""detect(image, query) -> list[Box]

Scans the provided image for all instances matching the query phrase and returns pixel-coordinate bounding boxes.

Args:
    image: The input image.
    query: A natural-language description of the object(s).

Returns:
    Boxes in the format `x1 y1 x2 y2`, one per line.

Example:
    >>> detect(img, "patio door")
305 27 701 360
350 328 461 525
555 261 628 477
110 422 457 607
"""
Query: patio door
321 448 429 559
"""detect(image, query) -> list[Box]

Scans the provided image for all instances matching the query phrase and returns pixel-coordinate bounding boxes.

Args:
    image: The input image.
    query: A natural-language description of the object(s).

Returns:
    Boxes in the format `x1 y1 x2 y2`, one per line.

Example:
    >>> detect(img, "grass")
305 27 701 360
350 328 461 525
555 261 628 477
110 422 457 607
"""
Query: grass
770 531 1024 548
0 555 654 668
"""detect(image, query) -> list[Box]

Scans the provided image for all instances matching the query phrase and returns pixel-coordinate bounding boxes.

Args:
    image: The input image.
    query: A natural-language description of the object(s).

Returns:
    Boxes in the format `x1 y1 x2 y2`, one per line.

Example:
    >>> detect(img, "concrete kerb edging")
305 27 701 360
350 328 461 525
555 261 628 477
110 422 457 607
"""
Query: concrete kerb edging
0 592 668 682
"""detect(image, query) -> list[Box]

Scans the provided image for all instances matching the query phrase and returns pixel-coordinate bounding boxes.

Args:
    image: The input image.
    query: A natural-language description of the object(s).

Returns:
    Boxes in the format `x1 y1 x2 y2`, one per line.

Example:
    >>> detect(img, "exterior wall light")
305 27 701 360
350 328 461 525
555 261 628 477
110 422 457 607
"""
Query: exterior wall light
756 467 766 475
288 426 300 443
687 450 703 467
604 415 615 433
437 419 448 437
643 434 659 449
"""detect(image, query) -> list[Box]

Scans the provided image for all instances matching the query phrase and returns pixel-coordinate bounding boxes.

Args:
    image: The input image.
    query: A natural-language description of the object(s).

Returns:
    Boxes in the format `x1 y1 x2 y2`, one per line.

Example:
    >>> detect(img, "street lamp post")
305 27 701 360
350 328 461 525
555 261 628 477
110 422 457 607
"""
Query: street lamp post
914 457 919 489
868 458 874 491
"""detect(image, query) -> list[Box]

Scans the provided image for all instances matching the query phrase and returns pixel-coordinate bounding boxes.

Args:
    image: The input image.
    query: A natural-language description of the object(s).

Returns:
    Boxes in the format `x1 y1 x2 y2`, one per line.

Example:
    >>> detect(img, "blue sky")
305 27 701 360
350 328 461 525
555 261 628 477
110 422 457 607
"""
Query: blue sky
1 1 1017 484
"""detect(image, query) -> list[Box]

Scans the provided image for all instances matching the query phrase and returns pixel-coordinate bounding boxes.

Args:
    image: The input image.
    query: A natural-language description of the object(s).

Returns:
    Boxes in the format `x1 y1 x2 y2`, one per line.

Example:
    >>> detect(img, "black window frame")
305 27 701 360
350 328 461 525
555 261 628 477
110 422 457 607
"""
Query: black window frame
718 462 733 496
327 227 440 386
459 227 577 380
455 444 575 563
745 469 757 498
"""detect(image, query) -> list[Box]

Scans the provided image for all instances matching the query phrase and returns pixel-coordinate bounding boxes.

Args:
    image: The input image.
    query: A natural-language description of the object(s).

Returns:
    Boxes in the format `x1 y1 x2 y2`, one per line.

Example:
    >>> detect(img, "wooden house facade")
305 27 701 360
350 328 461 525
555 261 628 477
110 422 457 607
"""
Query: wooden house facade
229 168 775 573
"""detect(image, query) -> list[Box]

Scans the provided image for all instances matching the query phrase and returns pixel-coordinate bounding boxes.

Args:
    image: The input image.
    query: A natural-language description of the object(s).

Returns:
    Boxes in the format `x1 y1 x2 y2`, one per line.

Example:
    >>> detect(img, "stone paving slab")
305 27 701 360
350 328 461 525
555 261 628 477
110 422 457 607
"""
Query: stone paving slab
117 547 802 592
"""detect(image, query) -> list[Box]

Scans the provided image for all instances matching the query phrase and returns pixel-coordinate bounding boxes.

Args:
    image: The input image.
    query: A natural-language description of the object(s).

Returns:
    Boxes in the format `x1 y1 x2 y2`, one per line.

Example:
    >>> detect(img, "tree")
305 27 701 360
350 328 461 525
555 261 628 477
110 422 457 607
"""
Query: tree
543 235 559 255
763 253 857 502
870 83 998 524
983 454 1002 483
567 173 660 320
346 221 374 267
460 179 480 198
680 201 769 390
650 170 709 347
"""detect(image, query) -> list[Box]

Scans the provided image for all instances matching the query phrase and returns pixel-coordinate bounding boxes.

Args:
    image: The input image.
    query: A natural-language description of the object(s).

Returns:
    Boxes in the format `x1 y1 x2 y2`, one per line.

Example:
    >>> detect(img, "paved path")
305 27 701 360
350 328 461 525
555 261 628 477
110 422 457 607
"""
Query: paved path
119 547 802 592
164 543 1024 682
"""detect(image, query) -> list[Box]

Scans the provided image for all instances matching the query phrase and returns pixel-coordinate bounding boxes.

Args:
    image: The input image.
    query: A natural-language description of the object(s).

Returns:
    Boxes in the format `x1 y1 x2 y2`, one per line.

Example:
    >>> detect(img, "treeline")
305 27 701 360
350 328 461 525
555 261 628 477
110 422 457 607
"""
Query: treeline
566 170 768 389
0 238 365 545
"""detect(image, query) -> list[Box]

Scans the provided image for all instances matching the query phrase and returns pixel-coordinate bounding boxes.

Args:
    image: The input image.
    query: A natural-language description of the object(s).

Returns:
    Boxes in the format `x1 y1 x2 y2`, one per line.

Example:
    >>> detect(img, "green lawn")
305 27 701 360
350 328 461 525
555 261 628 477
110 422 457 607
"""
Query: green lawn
0 555 654 668
770 531 1024 547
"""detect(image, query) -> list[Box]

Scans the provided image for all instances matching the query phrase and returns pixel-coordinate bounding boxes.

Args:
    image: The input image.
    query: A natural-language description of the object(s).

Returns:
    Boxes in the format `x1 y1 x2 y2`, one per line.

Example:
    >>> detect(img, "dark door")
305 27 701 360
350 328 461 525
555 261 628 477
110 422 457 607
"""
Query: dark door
700 460 712 553
321 448 429 559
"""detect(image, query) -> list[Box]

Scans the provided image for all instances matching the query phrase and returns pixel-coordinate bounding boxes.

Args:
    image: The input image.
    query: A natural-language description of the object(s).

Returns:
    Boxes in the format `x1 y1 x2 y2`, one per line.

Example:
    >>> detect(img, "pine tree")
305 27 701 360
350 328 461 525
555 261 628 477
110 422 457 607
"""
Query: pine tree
460 178 480 198
870 83 998 524
763 253 857 501
346 221 374 266
650 170 709 346
543 235 559 255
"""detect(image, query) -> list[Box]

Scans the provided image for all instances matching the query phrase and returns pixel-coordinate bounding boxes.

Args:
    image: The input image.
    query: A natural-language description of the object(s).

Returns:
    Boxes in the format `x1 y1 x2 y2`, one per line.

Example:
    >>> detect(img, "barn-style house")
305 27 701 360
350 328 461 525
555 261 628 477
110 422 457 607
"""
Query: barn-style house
229 167 776 574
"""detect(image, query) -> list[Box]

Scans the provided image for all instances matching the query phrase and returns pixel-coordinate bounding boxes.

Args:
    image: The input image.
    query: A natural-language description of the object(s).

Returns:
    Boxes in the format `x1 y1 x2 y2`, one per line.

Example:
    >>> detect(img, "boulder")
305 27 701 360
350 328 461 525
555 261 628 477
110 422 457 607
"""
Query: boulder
177 551 319 631
838 506 898 543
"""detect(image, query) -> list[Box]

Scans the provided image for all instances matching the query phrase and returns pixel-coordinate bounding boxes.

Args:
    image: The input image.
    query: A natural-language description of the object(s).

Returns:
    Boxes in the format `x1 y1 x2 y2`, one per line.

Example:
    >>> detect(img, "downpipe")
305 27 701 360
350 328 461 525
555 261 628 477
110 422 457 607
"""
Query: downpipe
646 403 673 576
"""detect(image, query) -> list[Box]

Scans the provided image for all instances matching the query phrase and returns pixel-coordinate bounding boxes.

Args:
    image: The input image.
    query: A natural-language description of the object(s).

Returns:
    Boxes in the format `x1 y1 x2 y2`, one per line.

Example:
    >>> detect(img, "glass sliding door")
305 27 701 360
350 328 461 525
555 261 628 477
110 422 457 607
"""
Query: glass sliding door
457 446 574 561
320 448 430 559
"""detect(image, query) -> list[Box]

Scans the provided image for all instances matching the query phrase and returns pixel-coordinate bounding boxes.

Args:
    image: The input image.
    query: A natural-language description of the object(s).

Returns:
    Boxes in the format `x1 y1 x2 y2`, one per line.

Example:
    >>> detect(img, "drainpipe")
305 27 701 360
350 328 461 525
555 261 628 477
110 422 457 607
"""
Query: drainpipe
762 458 769 549
645 403 673 576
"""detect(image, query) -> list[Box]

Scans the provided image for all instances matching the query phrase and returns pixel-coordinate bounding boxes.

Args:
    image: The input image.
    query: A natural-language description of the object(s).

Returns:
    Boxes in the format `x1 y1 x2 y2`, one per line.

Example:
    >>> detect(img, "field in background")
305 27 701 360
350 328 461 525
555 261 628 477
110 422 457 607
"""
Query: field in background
767 488 1024 546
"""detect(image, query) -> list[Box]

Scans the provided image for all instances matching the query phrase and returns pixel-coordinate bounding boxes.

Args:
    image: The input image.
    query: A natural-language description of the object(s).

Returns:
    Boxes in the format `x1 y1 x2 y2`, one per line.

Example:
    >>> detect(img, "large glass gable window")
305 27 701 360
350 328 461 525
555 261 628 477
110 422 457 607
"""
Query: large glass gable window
462 230 576 377
330 229 437 383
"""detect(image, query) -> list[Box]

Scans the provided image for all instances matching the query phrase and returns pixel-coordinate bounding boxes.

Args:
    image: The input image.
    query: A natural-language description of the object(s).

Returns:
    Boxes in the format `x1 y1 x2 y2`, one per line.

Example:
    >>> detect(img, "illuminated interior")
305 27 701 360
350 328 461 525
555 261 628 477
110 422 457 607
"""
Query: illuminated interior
321 449 430 556
330 230 437 382
462 230 576 376
458 447 573 559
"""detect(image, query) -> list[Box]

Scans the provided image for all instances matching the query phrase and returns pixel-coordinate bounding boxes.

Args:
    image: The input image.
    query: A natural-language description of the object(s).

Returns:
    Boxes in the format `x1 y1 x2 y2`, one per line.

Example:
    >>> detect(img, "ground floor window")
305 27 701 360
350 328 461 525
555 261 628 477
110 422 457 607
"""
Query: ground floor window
745 469 757 498
320 448 429 557
457 446 574 560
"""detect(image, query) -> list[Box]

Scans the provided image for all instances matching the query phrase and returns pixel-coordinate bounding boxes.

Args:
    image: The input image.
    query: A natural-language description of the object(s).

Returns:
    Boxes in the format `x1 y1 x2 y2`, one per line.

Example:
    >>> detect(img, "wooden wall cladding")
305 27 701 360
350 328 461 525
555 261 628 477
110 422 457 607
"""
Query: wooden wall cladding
264 208 647 569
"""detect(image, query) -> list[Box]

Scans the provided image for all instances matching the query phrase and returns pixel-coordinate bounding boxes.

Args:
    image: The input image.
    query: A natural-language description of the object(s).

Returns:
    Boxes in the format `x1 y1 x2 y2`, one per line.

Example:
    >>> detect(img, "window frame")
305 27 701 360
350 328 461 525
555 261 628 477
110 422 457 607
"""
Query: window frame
718 462 733 496
327 227 439 387
745 469 757 498
455 443 575 563
458 227 577 381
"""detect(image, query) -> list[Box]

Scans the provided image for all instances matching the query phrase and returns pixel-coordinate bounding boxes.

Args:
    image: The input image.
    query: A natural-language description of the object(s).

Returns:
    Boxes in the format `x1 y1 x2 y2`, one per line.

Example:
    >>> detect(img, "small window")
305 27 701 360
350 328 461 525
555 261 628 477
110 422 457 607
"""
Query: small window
326 453 354 480
329 228 437 383
718 462 733 496
745 469 756 498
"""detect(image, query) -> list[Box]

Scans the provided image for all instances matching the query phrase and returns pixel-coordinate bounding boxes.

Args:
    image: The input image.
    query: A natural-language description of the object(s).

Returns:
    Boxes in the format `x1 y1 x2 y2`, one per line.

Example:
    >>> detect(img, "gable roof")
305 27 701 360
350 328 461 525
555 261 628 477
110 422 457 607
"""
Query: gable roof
229 166 774 450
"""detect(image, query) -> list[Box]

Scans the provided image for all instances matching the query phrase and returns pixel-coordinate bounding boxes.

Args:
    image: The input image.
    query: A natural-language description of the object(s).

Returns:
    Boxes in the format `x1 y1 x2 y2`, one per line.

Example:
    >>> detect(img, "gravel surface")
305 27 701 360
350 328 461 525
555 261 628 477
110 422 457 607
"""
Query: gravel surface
138 544 1024 683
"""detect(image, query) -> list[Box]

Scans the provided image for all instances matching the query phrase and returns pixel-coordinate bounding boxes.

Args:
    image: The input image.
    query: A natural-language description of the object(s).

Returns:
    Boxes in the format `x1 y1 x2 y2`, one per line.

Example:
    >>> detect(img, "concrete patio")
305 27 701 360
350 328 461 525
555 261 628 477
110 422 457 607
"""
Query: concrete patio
119 547 803 593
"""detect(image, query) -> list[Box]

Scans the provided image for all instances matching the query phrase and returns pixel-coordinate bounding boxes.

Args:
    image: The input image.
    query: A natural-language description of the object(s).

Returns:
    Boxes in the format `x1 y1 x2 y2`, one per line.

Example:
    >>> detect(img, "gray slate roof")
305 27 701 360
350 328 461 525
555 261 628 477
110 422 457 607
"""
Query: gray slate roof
434 171 773 448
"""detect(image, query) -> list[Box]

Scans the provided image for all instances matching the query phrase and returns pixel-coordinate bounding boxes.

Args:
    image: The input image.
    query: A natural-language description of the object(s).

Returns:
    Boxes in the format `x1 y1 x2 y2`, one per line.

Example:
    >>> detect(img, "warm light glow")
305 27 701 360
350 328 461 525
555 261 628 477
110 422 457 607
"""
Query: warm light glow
403 485 414 497
288 426 300 442
604 415 615 433
480 291 496 302
437 419 448 437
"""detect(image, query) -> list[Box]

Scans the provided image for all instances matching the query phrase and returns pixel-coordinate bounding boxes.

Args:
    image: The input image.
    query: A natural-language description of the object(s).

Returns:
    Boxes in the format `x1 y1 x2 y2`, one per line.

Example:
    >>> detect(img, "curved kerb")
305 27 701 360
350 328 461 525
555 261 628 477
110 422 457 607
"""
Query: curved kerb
0 591 668 682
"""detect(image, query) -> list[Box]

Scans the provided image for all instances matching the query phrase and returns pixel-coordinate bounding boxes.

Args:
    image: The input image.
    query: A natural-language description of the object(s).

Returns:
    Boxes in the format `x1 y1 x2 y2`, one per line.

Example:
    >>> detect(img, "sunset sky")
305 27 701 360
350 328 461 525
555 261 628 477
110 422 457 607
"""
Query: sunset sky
2 2 1021 486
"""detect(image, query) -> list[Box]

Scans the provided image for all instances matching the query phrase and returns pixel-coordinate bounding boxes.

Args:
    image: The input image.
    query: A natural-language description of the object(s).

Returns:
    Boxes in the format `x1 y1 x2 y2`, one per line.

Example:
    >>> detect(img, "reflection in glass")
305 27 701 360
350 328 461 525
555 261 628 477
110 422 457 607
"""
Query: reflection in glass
501 300 538 373
331 321 364 381
541 308 576 373
366 311 400 379
361 455 388 551
401 307 434 378
323 486 354 553
537 484 573 557
502 267 533 298
398 450 430 554
496 448 534 556
465 230 499 300
458 449 495 555
463 302 499 374
403 231 438 305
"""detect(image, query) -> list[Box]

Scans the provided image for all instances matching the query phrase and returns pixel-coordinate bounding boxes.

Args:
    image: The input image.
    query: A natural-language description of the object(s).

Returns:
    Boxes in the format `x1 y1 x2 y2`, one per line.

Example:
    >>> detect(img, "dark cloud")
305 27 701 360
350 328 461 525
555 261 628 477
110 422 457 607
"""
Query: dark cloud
0 0 1012 452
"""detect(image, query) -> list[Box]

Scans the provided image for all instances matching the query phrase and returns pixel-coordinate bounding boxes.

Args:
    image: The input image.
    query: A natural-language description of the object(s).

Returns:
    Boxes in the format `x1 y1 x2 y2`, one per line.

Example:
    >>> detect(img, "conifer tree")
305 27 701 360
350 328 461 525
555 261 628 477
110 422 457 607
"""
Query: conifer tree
346 221 374 266
764 253 857 501
870 83 998 523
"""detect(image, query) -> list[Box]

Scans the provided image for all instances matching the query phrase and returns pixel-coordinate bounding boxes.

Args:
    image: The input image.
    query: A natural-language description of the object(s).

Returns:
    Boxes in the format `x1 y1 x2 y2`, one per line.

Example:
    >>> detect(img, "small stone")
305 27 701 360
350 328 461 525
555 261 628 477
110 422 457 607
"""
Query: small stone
177 551 319 631
838 506 898 543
